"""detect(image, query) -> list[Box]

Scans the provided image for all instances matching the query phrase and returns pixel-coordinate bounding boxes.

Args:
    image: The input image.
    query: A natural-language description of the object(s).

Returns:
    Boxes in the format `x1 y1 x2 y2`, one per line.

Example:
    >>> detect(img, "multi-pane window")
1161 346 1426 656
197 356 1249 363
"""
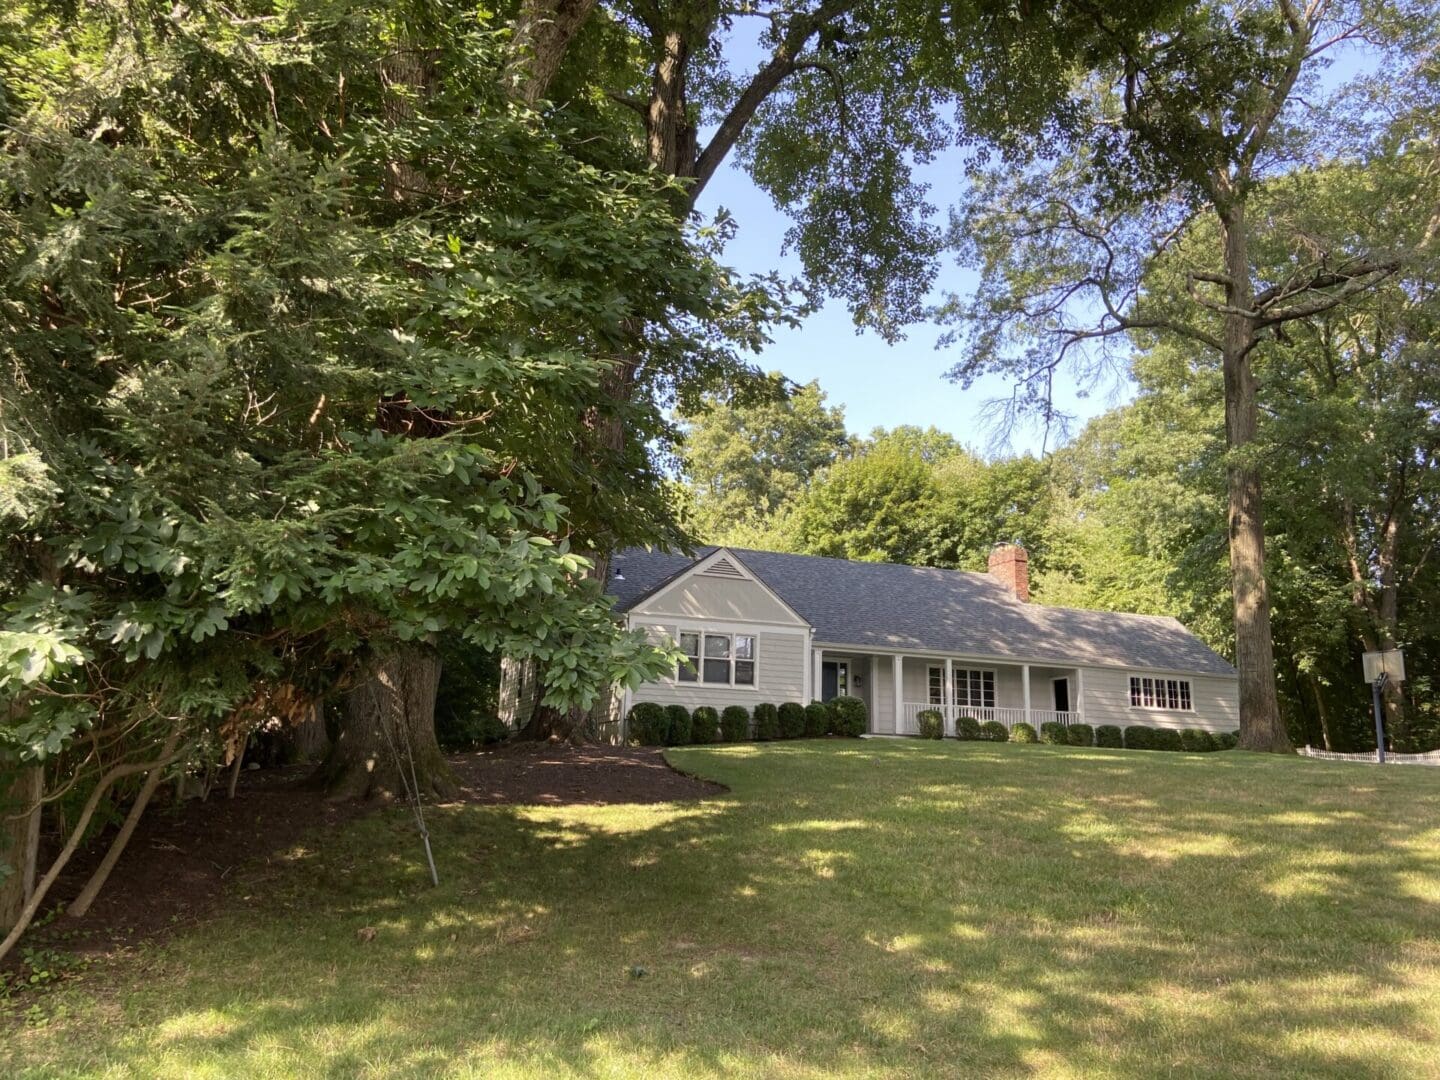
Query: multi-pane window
1129 676 1193 711
677 633 701 682
676 631 757 686
928 667 996 708
956 669 995 709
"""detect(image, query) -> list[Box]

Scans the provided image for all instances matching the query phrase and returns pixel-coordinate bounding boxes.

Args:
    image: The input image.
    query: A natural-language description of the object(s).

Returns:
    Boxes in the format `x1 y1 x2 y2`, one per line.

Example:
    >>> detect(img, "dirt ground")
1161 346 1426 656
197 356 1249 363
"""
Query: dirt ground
8 744 721 973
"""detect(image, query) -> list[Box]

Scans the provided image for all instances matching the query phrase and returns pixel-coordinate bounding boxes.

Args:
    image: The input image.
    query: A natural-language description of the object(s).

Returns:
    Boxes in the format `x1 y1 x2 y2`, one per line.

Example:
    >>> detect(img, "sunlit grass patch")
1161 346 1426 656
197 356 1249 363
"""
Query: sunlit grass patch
4 740 1439 1079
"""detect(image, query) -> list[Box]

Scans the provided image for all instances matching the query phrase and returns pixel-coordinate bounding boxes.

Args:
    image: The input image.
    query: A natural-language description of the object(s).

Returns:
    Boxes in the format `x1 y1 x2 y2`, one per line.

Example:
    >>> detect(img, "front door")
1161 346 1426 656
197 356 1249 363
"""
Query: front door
1052 678 1071 713
821 660 848 701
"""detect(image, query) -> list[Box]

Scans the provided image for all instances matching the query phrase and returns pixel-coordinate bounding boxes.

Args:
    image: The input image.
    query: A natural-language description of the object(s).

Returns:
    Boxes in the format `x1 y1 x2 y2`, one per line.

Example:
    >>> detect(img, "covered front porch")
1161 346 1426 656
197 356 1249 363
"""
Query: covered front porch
812 648 1085 736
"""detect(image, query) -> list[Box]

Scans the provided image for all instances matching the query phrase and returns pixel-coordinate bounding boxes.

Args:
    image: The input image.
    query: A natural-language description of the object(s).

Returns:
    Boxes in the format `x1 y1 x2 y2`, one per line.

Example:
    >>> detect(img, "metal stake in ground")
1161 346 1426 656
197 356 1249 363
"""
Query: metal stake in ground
376 670 440 887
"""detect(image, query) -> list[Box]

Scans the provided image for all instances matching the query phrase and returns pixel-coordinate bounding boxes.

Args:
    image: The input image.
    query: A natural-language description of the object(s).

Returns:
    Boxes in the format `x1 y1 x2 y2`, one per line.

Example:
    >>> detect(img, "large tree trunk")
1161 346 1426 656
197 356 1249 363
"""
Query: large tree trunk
1220 203 1291 753
509 0 599 106
318 645 456 800
285 700 330 764
1 764 42 936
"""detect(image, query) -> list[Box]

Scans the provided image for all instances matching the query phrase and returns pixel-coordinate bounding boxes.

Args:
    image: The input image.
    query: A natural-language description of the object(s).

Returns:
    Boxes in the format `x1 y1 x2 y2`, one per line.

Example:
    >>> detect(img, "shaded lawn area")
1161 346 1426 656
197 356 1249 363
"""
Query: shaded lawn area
4 741 1439 1079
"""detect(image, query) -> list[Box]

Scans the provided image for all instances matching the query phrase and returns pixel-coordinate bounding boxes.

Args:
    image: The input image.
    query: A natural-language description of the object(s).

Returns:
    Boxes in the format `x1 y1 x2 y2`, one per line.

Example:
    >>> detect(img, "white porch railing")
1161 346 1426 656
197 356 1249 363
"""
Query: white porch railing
898 702 1083 736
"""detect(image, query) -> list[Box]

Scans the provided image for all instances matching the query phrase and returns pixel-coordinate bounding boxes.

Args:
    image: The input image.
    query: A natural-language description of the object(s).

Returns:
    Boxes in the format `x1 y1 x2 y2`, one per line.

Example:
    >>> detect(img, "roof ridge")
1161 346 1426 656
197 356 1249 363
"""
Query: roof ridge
722 545 1004 586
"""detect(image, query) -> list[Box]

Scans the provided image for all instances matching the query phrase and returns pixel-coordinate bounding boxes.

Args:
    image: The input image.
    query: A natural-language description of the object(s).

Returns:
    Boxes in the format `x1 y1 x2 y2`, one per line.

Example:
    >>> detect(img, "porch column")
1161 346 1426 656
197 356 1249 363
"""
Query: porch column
943 656 954 736
1075 667 1085 721
1022 663 1032 727
893 653 904 733
813 648 824 703
869 656 878 729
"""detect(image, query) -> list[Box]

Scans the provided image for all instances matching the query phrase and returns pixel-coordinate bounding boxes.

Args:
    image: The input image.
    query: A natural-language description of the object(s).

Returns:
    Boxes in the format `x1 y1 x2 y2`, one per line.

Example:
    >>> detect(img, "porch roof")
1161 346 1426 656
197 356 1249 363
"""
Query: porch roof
609 547 1236 678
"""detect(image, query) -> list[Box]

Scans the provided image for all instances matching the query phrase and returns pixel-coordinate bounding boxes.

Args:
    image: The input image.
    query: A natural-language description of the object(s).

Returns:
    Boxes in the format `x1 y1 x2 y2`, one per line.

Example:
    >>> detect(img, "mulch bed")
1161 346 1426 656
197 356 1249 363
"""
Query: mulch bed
6 744 720 977
449 742 725 806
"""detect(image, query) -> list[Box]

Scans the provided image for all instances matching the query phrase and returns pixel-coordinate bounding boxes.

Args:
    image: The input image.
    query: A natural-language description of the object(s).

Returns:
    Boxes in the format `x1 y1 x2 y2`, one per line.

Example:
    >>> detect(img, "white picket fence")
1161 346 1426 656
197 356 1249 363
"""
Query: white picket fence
898 703 1082 737
1300 745 1440 766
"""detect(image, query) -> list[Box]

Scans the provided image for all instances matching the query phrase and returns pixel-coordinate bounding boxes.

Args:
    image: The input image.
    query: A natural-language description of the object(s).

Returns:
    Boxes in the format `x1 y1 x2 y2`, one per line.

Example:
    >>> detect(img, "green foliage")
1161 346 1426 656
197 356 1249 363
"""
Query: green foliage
435 712 509 753
628 703 669 747
664 705 693 747
1009 723 1037 744
955 715 982 741
720 706 751 743
803 701 832 739
752 703 780 741
1095 725 1123 748
1180 729 1217 753
830 696 867 737
778 702 806 739
434 641 503 751
916 709 944 740
1215 731 1239 750
1065 723 1094 747
680 376 850 545
1153 729 1184 753
1039 721 1068 745
0 0 783 784
690 707 720 745
1125 726 1156 751
978 720 1009 742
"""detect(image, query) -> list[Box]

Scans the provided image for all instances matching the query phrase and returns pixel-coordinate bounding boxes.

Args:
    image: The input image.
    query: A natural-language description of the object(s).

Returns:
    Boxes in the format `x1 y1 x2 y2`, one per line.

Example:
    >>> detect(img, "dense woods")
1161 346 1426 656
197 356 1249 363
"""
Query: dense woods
2 0 1437 955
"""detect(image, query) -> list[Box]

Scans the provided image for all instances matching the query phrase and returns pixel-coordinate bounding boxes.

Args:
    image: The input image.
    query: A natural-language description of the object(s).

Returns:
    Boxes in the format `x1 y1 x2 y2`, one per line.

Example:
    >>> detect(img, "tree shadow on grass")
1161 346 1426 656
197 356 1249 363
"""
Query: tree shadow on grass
8 740 1439 1079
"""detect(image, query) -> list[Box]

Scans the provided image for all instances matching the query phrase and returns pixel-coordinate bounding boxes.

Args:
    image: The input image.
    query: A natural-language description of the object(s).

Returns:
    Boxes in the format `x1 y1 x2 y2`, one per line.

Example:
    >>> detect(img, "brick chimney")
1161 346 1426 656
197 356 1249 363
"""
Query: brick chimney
988 543 1030 602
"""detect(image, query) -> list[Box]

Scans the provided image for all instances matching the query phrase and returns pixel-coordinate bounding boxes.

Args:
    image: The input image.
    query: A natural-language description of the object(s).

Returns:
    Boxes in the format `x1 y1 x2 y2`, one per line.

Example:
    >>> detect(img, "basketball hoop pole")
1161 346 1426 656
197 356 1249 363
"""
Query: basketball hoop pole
1371 672 1388 765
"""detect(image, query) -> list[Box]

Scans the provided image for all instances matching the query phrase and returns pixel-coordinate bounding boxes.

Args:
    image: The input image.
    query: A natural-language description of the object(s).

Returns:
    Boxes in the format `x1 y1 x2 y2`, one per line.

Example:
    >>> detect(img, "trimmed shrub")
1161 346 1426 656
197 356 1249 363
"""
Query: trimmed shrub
778 702 806 739
691 706 719 744
1153 727 1183 752
1095 724 1123 748
1010 722 1038 744
1039 721 1068 745
1066 723 1094 747
721 705 751 743
628 702 668 746
664 705 692 746
753 703 780 741
1215 730 1239 750
916 708 944 740
831 695 868 737
955 715 982 741
978 720 1009 742
1180 728 1216 752
804 701 832 738
1124 725 1156 750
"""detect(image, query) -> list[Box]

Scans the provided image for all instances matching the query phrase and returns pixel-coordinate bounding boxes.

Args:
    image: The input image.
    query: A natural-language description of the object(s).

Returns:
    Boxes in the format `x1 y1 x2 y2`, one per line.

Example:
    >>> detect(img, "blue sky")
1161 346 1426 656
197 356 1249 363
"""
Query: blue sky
686 19 1119 460
687 28 1373 459
692 155 1114 459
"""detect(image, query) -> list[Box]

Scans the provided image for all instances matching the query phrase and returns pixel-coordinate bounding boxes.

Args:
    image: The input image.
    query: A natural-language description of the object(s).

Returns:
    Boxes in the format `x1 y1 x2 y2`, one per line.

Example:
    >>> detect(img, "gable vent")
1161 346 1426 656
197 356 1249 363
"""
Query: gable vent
701 556 746 580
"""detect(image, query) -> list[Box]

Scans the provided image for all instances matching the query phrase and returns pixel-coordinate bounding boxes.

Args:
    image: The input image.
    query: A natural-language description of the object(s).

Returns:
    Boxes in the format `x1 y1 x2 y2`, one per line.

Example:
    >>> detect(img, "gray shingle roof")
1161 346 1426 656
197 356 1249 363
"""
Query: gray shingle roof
609 546 1236 677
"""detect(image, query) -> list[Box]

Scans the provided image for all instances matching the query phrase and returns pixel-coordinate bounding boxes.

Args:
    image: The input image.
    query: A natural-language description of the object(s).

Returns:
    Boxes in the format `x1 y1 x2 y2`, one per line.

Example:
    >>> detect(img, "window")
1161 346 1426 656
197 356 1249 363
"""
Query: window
734 635 756 686
956 669 995 709
927 667 996 708
675 630 757 687
1129 675 1193 711
703 634 731 683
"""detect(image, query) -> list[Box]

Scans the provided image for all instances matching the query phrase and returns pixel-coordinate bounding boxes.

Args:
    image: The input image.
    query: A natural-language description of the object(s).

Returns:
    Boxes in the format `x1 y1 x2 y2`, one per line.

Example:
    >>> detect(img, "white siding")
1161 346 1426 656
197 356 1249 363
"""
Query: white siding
629 624 807 710
634 575 805 627
1080 666 1239 733
871 655 895 733
497 656 540 729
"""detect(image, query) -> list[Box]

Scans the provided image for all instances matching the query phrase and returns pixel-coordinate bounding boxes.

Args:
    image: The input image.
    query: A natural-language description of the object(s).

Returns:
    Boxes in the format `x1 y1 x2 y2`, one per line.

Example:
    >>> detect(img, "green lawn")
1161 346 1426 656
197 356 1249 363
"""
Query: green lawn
5 741 1439 1078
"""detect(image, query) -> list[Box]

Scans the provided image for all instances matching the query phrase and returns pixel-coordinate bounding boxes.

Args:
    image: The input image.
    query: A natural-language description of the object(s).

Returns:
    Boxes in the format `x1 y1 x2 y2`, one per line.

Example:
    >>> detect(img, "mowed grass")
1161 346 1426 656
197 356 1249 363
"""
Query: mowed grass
4 741 1440 1079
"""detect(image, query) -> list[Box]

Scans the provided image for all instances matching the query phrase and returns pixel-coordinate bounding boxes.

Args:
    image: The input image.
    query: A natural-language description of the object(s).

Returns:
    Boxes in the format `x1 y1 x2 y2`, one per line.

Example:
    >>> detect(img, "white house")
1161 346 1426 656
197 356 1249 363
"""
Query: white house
504 543 1240 738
